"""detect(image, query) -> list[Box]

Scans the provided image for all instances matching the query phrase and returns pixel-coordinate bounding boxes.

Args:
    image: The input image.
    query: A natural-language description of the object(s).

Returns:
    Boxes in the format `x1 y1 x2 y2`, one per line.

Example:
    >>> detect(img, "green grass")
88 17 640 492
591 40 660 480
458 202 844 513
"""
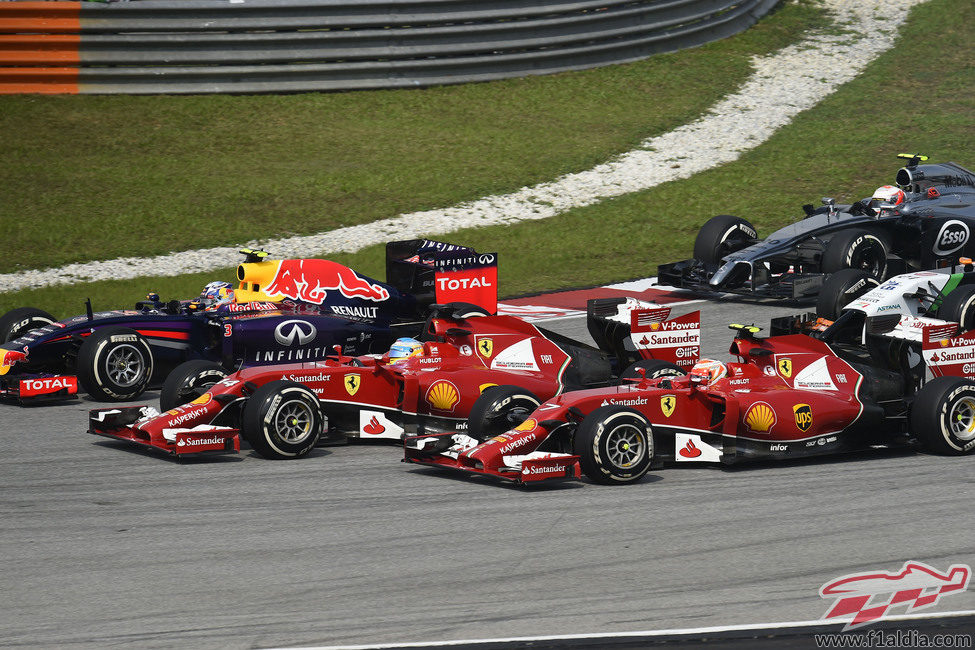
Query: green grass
0 0 826 275
4 0 973 318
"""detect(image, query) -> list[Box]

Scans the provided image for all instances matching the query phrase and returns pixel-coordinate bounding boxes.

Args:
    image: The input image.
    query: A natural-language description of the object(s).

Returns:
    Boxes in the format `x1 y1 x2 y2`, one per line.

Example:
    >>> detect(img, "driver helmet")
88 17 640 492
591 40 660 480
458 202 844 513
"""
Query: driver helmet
870 185 906 211
689 358 727 386
388 337 423 363
201 281 234 309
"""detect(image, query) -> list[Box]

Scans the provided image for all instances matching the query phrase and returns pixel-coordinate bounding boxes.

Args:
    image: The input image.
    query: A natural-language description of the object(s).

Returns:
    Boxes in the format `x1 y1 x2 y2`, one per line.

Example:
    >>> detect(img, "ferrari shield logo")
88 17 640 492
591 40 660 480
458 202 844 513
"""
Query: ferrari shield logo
660 395 676 418
344 373 361 396
777 358 793 378
477 338 493 357
794 404 813 432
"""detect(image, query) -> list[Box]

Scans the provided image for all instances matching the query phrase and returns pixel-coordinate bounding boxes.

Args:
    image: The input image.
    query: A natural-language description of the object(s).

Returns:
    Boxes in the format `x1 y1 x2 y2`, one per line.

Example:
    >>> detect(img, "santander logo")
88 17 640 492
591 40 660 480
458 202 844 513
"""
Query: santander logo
363 416 386 435
679 439 702 458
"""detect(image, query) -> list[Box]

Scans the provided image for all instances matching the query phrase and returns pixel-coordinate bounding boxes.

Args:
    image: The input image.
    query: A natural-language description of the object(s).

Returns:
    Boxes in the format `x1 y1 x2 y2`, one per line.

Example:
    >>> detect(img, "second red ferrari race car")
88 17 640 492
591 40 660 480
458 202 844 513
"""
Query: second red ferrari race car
88 298 701 460
405 317 975 485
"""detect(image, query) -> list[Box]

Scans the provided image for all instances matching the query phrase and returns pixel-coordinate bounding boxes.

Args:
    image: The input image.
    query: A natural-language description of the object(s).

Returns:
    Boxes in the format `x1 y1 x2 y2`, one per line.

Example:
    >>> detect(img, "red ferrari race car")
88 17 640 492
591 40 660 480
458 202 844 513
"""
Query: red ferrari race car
88 298 701 459
405 317 975 485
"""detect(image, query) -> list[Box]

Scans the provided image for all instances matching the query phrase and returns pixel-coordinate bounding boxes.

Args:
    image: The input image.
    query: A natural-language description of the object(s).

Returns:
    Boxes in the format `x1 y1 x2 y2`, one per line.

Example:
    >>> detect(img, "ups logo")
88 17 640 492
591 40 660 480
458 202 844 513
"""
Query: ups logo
793 403 812 432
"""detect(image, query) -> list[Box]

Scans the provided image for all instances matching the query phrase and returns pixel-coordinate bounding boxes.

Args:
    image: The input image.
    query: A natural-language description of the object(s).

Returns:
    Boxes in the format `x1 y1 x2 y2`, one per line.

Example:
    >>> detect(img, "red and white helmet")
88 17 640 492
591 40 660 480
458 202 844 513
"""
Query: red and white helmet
871 185 906 210
689 358 727 386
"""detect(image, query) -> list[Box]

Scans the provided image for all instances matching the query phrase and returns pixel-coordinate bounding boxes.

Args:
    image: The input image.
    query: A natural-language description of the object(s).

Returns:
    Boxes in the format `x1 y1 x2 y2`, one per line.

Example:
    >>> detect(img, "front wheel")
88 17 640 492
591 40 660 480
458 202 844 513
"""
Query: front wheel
816 269 880 320
935 285 975 331
910 377 975 455
692 215 758 265
0 307 57 342
467 385 541 441
159 360 228 411
821 229 889 279
242 381 323 459
573 406 654 484
77 326 154 401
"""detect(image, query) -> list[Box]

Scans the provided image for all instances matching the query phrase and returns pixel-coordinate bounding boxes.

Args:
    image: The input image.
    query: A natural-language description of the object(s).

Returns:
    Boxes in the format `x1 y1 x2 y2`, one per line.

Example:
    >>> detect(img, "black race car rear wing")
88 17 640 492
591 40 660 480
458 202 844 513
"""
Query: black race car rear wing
385 239 498 315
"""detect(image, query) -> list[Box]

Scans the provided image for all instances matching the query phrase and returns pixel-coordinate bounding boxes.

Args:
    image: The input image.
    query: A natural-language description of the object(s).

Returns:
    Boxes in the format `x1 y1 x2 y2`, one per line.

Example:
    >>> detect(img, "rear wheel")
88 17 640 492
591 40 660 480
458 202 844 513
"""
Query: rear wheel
242 380 323 459
0 307 57 342
467 385 540 441
620 359 684 383
574 406 654 484
693 215 758 265
159 360 228 411
821 229 888 280
816 269 880 320
910 377 975 455
77 326 154 401
935 285 975 331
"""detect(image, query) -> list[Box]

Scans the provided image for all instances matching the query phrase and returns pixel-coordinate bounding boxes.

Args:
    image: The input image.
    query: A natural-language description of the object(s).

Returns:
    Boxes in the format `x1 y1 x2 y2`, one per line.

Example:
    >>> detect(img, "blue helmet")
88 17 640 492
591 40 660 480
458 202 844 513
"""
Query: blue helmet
388 337 423 363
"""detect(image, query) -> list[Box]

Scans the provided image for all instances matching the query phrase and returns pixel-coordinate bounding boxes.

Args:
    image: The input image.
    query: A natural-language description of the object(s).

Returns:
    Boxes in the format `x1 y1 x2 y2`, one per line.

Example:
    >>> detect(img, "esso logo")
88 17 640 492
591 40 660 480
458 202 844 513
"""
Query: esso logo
933 220 970 256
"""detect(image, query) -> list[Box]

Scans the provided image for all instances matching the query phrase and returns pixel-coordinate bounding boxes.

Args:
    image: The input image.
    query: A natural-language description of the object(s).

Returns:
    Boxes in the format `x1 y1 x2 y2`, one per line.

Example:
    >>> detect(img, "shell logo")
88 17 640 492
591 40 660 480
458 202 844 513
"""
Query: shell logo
190 392 212 406
425 380 460 412
514 418 537 432
650 322 660 331
744 401 776 434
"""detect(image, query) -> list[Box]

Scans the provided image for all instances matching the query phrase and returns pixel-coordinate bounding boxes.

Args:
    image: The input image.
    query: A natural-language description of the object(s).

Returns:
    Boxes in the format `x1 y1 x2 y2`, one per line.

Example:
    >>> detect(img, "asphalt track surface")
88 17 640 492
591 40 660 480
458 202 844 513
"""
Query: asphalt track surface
2 297 973 649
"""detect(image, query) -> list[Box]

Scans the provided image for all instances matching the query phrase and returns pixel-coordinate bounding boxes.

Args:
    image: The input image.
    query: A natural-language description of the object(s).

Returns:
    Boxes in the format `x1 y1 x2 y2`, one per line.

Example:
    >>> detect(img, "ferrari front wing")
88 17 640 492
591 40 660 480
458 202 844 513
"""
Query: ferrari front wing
404 433 580 484
89 406 240 457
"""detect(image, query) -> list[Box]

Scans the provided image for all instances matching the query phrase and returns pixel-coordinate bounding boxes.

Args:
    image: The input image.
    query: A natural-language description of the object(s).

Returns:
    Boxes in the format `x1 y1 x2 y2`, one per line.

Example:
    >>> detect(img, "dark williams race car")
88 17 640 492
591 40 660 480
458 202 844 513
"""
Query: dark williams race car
658 155 975 300
0 239 496 404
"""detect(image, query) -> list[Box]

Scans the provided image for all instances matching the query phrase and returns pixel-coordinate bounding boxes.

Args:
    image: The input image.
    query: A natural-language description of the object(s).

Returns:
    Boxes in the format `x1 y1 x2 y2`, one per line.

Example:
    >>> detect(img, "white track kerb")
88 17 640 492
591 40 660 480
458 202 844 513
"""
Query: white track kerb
1 0 928 293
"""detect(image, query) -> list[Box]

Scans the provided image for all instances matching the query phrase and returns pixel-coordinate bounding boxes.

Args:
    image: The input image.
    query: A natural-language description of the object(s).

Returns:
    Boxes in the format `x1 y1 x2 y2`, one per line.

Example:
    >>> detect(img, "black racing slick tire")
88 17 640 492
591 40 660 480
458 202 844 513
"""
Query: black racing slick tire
242 381 323 459
620 359 684 383
935 285 975 331
159 360 228 411
816 269 881 320
574 406 654 484
821 229 889 280
441 302 492 318
692 215 758 265
0 307 57 342
77 326 154 401
910 376 975 455
467 385 541 441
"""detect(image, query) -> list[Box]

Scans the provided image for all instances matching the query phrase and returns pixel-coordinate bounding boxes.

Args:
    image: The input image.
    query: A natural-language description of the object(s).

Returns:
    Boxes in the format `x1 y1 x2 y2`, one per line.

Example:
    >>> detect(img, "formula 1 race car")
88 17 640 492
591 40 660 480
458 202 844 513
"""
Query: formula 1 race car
657 155 975 300
0 239 496 404
87 298 701 459
405 317 975 486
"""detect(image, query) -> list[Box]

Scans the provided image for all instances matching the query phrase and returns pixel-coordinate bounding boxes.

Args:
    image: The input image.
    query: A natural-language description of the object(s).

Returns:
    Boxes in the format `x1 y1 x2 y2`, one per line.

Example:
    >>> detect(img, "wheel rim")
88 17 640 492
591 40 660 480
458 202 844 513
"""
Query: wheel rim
605 423 646 469
104 344 145 387
949 397 975 442
851 244 884 277
273 399 315 444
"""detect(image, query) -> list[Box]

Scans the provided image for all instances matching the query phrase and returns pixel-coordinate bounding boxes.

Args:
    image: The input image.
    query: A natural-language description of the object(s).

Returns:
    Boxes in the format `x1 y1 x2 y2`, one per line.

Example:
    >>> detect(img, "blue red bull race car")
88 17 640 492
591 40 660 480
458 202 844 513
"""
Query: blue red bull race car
0 239 497 404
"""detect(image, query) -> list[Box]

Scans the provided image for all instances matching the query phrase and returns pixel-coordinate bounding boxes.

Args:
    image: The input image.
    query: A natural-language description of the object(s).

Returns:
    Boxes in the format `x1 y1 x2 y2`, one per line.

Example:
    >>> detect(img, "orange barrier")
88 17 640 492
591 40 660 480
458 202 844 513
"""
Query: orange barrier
0 66 78 94
0 2 79 93
0 2 80 34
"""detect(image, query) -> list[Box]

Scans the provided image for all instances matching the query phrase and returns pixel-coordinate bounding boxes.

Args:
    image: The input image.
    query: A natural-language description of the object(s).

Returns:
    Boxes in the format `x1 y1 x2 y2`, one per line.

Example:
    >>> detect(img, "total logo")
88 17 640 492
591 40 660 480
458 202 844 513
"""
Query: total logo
20 377 76 394
436 276 493 291
274 320 317 346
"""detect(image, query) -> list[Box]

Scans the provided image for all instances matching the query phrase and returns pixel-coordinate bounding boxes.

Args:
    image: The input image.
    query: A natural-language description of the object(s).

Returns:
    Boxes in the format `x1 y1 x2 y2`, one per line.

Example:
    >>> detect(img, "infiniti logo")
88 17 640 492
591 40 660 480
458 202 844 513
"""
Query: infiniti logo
274 320 317 346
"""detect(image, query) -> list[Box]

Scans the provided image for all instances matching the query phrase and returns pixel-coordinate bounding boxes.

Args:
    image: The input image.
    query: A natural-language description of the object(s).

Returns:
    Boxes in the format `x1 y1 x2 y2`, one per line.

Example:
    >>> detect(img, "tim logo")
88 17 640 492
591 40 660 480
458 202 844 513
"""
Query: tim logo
819 561 971 630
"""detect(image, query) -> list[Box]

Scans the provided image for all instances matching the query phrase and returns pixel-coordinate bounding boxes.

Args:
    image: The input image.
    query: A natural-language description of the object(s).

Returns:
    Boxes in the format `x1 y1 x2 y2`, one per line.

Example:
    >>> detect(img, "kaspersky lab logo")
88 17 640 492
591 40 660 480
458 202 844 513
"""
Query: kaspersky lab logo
274 320 317 346
819 561 971 630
